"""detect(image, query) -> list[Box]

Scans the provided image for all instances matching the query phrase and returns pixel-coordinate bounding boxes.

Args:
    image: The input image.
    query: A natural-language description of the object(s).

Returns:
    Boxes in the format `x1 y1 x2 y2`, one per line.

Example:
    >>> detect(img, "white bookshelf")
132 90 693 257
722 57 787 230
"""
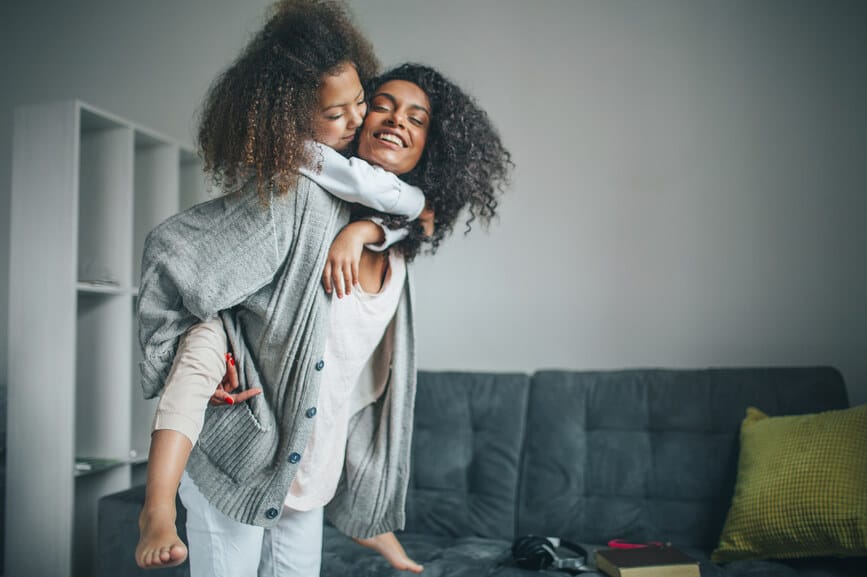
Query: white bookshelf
6 100 208 577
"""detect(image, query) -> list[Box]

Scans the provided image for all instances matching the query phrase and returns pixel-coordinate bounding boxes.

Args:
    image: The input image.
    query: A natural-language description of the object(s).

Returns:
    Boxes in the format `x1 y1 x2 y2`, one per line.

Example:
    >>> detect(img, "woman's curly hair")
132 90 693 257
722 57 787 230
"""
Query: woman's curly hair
360 64 513 260
197 0 378 198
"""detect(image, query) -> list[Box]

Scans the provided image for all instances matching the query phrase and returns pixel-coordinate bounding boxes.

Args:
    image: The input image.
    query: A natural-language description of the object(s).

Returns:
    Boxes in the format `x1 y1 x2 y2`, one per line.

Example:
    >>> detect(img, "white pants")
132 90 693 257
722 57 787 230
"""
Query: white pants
179 472 324 577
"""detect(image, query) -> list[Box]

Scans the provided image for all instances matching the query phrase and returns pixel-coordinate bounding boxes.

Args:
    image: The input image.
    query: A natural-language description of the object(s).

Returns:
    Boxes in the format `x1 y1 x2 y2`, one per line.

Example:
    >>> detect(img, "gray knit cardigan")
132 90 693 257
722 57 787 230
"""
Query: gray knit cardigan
137 177 417 537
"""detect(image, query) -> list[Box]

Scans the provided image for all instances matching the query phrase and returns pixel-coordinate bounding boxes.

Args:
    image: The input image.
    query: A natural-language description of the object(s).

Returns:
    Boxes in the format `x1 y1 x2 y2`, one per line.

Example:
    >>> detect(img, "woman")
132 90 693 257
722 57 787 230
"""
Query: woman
137 64 511 576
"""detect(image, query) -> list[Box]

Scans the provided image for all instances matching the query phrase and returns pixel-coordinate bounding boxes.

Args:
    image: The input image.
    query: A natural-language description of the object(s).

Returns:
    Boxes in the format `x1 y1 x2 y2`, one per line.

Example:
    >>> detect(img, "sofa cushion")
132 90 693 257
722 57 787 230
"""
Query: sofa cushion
712 404 867 561
322 525 523 577
404 371 531 540
516 367 849 551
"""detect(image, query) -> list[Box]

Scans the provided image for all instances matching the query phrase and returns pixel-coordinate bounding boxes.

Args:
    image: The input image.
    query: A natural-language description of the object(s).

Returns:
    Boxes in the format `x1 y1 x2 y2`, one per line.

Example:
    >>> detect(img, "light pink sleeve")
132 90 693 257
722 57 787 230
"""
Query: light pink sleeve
151 318 227 445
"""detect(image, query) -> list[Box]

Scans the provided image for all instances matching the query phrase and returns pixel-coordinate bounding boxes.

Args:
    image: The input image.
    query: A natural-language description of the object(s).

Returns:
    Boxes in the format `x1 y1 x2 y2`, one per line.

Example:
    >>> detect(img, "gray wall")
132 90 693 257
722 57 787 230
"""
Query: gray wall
2 0 866 411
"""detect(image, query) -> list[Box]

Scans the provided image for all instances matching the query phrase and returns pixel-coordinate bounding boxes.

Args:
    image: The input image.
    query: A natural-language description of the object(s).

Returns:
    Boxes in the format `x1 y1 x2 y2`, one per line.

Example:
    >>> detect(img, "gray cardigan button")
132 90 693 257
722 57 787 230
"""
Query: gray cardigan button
315 360 325 371
306 407 317 418
265 508 279 519
288 452 301 464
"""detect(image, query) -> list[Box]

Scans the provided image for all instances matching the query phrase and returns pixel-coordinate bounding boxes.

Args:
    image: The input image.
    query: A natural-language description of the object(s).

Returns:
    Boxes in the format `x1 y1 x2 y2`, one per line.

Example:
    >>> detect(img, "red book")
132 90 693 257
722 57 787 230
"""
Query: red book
595 546 700 577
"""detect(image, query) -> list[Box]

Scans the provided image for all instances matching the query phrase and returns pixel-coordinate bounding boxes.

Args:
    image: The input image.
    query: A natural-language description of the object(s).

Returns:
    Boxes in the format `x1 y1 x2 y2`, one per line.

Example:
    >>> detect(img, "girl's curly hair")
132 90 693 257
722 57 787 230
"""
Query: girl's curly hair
359 64 513 260
197 0 378 198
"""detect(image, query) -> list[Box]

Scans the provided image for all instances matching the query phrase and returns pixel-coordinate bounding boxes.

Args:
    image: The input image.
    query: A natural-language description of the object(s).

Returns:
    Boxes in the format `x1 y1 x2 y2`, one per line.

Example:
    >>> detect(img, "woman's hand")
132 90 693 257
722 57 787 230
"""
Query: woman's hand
208 353 262 406
323 221 385 298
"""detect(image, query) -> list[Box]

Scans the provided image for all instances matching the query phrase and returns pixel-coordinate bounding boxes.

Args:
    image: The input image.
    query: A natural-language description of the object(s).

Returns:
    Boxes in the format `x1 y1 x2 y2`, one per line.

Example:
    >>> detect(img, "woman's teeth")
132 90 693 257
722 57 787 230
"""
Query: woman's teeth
377 133 404 147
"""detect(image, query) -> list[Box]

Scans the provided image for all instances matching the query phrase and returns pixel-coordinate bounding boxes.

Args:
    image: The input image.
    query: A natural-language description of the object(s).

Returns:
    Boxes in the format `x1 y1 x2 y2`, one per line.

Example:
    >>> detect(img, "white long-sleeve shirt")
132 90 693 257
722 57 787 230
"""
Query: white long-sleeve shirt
300 142 425 219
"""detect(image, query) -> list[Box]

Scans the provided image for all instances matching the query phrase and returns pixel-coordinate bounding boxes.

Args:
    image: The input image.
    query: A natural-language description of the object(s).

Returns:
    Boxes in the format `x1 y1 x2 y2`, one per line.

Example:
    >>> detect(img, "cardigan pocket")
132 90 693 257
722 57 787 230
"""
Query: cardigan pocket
197 401 277 484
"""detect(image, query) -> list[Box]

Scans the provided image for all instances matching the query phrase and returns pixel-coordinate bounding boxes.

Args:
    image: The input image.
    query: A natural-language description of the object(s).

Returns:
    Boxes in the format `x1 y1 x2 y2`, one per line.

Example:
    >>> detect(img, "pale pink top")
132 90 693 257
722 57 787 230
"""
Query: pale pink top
284 251 406 510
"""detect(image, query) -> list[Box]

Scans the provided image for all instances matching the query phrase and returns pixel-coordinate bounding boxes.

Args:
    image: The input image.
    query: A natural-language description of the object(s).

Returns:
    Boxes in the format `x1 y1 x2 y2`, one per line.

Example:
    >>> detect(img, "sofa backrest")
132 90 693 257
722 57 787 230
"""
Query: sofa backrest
515 367 848 551
404 371 530 540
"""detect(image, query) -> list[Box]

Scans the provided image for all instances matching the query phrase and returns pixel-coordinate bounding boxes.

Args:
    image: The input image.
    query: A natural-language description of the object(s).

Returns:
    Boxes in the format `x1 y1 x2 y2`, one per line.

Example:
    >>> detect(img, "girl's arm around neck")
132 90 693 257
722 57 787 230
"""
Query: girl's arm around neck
300 142 425 219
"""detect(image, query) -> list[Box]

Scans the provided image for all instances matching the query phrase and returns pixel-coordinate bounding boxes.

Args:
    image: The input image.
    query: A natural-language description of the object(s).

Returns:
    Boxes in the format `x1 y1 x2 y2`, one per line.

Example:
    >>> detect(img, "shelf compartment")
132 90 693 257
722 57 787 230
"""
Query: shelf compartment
76 293 133 461
133 133 179 283
78 110 134 286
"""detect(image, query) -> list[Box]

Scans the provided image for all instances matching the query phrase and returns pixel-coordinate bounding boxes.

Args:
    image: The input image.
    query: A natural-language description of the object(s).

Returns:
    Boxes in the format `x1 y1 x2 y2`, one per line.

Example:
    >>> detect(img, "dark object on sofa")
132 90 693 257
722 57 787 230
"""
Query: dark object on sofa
99 367 866 576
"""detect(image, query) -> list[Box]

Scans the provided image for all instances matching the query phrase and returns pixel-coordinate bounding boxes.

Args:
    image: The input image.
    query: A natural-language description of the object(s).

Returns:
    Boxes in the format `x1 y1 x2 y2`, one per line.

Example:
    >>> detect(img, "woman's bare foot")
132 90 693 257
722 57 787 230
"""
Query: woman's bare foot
135 504 188 569
354 531 424 573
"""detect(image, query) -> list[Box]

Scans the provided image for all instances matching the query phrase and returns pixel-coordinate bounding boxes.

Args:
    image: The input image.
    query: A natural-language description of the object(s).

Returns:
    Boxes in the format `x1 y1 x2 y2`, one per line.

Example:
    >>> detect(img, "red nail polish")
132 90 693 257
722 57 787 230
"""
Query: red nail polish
225 396 235 405
229 356 235 366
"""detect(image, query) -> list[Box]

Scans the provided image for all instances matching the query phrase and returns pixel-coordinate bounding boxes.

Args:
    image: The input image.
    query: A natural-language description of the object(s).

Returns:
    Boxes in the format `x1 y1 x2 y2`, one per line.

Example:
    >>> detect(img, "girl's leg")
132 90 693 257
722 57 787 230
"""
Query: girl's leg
259 505 324 577
135 429 193 568
136 319 228 569
179 471 264 577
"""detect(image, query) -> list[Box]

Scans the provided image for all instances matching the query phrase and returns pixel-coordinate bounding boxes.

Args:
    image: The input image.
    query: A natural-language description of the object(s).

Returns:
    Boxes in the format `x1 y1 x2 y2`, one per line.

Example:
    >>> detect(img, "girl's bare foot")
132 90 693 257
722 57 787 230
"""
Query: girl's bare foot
354 531 424 573
135 504 188 569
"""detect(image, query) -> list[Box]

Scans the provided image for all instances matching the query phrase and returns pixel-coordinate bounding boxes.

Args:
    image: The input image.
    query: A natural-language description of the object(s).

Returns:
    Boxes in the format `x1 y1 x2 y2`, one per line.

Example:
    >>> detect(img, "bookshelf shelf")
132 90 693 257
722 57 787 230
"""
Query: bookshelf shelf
73 454 151 477
6 100 206 577
76 281 130 295
73 457 128 477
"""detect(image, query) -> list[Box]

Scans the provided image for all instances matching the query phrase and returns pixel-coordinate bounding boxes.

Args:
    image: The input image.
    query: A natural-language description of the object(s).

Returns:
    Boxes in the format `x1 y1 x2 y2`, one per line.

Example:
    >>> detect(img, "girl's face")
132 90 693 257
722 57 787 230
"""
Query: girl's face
313 63 367 151
357 80 430 175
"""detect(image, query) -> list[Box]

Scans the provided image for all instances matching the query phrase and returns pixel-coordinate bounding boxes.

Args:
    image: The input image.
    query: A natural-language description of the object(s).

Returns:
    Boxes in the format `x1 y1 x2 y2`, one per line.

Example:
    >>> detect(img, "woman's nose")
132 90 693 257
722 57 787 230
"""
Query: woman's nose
385 111 405 127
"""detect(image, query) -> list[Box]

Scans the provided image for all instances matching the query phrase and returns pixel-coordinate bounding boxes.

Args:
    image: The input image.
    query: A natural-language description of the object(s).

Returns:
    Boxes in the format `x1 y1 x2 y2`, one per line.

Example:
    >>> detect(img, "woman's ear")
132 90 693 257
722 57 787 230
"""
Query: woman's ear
419 205 435 238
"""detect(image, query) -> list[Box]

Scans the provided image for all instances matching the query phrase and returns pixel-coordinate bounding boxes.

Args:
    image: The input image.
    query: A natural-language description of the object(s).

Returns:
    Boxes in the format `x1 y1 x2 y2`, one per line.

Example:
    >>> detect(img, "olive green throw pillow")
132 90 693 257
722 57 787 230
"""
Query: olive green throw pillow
712 404 867 562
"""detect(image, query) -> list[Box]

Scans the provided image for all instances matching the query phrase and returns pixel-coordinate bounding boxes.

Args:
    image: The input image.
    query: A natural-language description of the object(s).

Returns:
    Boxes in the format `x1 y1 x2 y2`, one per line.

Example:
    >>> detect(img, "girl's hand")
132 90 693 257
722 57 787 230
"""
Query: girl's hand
208 353 262 406
323 221 384 298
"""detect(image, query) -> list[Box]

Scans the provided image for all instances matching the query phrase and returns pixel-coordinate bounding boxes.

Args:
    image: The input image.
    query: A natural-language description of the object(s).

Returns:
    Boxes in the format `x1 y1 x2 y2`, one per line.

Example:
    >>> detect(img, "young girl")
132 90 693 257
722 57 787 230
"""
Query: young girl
135 0 429 571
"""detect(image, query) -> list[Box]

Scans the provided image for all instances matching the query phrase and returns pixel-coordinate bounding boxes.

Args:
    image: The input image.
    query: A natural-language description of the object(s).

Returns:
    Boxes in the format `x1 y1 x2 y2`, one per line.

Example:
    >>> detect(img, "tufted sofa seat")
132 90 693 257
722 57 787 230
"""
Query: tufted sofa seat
99 367 866 576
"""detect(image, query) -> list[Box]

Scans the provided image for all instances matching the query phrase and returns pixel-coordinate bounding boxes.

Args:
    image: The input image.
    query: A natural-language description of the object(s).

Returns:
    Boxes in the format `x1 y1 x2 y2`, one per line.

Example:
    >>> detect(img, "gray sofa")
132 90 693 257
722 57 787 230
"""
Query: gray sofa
99 367 866 576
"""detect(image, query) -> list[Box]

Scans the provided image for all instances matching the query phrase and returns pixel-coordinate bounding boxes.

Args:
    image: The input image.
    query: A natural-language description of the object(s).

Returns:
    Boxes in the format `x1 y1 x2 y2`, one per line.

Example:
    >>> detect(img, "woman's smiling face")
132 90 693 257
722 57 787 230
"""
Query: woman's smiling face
356 80 431 175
